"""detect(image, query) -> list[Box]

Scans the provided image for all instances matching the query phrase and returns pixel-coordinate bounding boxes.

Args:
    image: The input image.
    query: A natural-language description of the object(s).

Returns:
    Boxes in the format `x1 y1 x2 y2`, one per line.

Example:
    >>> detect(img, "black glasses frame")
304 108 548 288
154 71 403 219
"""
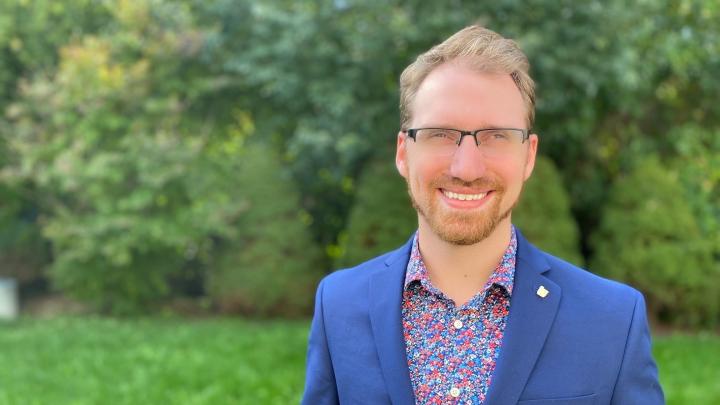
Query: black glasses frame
402 127 530 145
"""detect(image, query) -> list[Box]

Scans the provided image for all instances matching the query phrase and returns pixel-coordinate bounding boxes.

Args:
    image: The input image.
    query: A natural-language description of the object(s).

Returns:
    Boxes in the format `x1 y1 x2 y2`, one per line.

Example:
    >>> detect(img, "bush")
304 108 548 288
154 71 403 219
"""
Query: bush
335 156 416 268
207 144 324 317
0 184 48 285
3 2 246 314
669 125 720 263
513 155 583 265
590 156 718 327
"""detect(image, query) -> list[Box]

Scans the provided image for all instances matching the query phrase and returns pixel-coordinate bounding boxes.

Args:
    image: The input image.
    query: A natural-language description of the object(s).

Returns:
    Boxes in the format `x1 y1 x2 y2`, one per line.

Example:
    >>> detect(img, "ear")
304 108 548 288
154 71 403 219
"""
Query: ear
395 131 409 179
523 133 539 181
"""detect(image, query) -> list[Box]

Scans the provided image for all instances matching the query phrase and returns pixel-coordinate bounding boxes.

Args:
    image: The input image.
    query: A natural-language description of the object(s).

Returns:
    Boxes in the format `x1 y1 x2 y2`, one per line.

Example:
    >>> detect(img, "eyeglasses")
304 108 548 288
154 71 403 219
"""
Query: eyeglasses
402 127 530 157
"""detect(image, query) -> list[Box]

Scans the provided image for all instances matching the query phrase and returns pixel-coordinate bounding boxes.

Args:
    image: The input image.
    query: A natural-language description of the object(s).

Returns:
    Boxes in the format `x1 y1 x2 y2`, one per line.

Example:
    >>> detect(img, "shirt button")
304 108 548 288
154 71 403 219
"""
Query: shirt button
453 319 463 329
450 387 461 397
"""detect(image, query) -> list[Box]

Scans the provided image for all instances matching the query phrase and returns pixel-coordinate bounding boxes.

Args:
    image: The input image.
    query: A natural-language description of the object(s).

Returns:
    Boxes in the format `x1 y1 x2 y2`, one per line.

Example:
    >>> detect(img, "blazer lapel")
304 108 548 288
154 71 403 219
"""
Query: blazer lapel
368 239 416 405
484 231 562 405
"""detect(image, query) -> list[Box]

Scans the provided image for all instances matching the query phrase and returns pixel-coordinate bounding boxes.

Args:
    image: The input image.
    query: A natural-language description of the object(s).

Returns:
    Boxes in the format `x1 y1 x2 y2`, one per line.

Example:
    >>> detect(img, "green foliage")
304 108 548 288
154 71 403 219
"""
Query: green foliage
0 0 110 285
0 0 111 109
336 156 416 268
0 183 48 283
199 0 403 247
208 144 324 317
590 156 718 327
513 155 583 266
3 1 246 313
0 0 718 323
556 0 720 233
669 124 720 252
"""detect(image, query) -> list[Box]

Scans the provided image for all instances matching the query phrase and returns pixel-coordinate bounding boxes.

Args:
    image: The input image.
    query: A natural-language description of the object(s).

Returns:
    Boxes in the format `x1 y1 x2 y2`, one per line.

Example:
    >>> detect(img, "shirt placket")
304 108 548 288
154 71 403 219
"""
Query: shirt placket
446 297 483 404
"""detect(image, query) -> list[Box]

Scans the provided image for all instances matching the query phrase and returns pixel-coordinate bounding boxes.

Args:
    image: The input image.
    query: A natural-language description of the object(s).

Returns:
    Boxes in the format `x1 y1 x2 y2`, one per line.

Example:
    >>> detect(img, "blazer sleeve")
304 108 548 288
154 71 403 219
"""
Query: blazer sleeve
302 278 339 405
610 291 665 404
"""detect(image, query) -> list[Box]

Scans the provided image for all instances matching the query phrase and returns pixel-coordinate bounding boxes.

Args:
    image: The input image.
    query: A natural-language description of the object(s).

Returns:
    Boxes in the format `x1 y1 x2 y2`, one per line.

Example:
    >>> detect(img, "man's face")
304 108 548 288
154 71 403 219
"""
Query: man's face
396 61 538 245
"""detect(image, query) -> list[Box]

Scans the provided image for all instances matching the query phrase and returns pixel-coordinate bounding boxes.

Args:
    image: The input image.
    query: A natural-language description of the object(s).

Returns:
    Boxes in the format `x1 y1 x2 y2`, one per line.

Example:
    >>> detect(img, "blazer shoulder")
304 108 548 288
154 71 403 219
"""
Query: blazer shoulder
541 251 642 305
317 240 411 306
322 250 396 286
320 237 413 289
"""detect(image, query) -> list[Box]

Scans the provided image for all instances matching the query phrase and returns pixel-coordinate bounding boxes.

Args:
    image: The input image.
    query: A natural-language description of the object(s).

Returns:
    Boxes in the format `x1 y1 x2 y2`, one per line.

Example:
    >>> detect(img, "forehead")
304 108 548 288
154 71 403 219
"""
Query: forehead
411 61 526 129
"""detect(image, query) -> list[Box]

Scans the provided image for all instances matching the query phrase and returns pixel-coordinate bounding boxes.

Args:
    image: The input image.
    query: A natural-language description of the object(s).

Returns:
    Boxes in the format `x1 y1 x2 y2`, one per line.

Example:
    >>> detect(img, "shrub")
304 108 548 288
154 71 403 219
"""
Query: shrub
513 155 583 266
4 3 246 314
207 144 324 317
335 157 416 268
590 156 718 327
669 124 720 267
0 184 48 285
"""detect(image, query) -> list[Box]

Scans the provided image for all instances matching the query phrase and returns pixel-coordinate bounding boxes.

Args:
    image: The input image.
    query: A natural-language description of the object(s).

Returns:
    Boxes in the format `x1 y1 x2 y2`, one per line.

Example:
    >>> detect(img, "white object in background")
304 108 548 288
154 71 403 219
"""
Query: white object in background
0 278 19 320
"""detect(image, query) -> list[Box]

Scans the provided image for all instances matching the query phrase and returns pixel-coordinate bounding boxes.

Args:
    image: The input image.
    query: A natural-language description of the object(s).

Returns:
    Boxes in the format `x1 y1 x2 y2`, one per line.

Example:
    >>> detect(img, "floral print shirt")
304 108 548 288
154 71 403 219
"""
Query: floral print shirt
402 227 517 404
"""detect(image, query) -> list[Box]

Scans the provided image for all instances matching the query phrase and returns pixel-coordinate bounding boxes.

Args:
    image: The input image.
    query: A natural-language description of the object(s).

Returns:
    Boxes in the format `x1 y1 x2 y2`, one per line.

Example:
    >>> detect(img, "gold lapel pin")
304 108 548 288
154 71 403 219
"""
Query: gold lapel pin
536 285 549 298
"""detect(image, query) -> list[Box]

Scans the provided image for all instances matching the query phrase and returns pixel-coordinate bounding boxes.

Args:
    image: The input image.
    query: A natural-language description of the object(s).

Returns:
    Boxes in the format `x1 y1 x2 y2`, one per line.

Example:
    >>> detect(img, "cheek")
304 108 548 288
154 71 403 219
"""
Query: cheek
406 156 436 179
412 160 447 187
493 160 527 190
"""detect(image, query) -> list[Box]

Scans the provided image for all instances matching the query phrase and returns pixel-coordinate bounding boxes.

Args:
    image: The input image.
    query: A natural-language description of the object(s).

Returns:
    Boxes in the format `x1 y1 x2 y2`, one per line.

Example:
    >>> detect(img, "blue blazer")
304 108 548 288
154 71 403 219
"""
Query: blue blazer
302 230 664 404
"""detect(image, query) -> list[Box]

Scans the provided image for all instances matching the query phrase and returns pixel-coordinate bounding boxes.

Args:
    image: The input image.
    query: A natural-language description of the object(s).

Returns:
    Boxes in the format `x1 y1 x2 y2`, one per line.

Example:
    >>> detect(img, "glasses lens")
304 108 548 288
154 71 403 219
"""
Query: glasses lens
476 129 523 157
415 129 460 155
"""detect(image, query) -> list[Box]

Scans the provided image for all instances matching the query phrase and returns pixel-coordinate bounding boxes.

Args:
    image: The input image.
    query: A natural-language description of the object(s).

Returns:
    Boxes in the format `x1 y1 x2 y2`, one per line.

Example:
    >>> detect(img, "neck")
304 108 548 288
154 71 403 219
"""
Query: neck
417 217 513 306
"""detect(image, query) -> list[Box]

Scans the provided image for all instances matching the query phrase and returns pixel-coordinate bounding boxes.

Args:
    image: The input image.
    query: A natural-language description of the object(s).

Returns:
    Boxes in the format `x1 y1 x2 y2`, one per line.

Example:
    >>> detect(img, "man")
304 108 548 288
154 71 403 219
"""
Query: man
303 25 664 405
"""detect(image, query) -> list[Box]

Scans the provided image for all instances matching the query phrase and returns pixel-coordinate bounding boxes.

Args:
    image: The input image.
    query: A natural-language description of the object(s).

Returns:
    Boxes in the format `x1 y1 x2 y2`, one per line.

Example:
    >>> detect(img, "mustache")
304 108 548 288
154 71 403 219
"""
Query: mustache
430 176 504 191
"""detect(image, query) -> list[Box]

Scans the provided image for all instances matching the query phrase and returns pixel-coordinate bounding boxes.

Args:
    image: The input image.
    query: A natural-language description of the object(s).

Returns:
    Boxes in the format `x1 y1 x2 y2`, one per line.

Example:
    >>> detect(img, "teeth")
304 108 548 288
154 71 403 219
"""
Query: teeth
443 190 488 201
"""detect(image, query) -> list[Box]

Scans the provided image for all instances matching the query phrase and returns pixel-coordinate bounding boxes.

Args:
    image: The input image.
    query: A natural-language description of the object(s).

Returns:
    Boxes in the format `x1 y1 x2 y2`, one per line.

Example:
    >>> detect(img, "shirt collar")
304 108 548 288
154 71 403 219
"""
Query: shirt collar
403 226 517 296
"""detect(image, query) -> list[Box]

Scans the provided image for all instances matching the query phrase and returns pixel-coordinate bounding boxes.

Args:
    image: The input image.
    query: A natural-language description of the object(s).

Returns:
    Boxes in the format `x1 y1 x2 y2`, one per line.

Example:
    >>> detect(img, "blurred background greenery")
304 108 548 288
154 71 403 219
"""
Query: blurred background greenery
1 0 717 324
0 0 718 402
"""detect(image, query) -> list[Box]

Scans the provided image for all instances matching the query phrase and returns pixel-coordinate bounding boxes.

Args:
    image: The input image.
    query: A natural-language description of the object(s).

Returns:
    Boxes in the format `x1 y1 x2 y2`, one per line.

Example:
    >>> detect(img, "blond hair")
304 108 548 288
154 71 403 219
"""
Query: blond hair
399 25 535 129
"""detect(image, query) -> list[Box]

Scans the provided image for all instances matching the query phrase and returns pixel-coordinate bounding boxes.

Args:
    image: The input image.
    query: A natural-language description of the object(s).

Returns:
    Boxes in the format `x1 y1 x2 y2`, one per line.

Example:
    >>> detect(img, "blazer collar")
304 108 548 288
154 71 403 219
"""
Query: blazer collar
368 230 561 405
369 235 415 404
484 229 561 405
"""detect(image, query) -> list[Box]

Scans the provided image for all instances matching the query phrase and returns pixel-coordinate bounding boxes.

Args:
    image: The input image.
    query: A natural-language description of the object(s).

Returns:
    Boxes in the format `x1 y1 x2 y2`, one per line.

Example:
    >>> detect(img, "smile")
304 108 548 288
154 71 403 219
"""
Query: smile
441 189 488 201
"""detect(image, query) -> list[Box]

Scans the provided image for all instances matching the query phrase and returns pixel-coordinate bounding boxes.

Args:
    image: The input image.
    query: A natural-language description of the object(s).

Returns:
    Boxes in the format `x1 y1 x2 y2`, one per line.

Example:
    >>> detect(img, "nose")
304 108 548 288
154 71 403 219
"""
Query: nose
448 135 487 181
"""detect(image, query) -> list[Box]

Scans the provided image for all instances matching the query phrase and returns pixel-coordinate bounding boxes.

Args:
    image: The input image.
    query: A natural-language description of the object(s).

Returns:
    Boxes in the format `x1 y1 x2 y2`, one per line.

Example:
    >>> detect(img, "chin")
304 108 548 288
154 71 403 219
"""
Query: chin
422 196 515 246
430 216 500 245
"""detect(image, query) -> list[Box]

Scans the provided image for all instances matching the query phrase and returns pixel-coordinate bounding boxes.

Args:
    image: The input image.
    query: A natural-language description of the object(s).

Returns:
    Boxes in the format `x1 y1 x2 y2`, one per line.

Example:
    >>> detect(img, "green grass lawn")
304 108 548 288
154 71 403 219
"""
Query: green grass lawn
0 317 717 404
653 332 720 404
0 317 308 404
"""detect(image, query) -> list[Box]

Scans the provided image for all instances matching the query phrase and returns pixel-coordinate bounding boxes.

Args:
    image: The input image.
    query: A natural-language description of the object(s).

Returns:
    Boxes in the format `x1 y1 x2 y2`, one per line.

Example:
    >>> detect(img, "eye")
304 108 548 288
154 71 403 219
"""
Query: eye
427 129 453 138
479 130 513 143
490 131 510 140
416 129 460 143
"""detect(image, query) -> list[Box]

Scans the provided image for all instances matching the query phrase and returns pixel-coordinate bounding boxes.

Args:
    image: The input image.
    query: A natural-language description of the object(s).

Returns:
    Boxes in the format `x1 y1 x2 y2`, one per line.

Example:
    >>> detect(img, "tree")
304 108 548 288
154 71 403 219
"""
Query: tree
590 156 718 327
0 0 111 110
3 0 246 313
335 156 416 268
208 144 324 317
0 0 111 289
513 155 583 266
669 124 720 256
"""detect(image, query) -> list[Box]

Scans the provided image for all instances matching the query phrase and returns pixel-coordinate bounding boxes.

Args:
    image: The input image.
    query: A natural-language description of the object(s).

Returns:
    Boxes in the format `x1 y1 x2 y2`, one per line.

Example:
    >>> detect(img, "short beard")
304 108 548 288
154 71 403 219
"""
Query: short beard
407 176 517 246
